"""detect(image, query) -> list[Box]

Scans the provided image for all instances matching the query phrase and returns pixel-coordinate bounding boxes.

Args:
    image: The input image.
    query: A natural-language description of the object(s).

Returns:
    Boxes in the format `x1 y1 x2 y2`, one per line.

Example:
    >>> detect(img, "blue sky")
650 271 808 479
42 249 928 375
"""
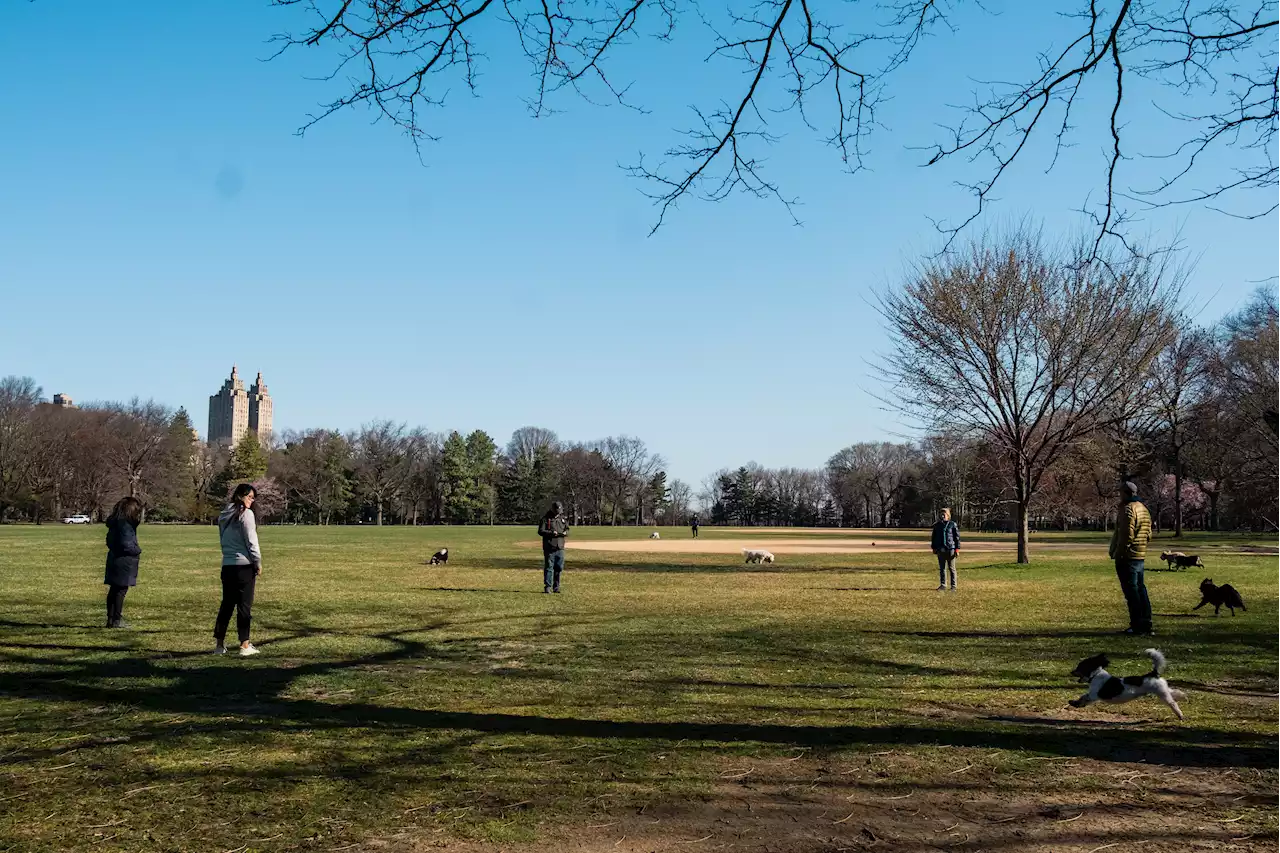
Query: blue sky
1 1 1275 488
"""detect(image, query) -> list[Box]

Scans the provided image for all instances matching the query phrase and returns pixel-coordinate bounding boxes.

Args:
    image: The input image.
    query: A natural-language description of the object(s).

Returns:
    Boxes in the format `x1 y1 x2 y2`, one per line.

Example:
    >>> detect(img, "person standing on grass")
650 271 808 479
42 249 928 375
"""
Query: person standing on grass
930 507 961 591
1109 481 1154 636
103 496 144 628
690 514 700 539
215 483 263 656
537 501 570 594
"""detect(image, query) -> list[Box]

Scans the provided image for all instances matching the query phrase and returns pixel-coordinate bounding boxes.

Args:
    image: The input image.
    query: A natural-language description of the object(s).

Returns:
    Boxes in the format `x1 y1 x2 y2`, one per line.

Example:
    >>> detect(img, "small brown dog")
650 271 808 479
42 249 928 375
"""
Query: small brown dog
1193 578 1246 616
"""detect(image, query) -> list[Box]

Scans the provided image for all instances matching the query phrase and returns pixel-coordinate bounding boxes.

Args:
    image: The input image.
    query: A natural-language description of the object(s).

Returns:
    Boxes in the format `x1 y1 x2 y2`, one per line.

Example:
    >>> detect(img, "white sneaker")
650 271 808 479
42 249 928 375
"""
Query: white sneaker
239 644 260 657
213 644 226 655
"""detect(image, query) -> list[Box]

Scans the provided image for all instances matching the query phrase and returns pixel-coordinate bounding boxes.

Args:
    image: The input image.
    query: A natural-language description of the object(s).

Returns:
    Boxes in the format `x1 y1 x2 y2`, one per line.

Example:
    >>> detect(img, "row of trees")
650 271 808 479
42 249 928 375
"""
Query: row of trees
2 240 1275 557
0 394 682 528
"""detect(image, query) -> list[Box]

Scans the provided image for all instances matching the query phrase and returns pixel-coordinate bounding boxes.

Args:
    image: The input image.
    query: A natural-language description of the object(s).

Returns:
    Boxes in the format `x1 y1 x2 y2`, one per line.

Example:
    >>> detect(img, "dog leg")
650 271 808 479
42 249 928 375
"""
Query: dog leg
1192 598 1208 611
1067 694 1094 710
1158 686 1185 720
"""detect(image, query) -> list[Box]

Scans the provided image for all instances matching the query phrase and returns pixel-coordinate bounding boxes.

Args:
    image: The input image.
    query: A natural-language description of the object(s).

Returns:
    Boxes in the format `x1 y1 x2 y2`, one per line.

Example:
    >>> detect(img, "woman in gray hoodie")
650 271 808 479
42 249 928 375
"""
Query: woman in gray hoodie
214 483 263 656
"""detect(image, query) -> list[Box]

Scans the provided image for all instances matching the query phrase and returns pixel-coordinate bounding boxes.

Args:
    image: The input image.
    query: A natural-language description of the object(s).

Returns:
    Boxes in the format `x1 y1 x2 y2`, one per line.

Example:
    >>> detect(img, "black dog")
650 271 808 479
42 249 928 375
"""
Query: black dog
1193 578 1245 616
428 548 449 566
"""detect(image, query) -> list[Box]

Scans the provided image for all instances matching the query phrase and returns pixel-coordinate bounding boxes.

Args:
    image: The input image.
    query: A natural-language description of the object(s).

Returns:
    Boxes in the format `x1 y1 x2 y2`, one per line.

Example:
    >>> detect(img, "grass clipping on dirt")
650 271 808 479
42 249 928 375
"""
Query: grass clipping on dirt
0 524 1275 852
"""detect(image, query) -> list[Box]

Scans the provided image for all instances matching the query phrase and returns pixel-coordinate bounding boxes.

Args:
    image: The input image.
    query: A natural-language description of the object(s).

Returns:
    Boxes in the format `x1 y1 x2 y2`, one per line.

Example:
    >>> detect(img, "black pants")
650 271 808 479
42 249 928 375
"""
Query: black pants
106 585 129 626
215 565 257 645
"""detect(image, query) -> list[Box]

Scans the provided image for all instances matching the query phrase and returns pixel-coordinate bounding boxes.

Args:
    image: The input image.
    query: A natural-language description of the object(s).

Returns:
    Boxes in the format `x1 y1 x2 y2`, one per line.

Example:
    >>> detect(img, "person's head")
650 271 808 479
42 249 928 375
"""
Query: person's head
230 483 256 518
108 496 143 527
941 507 952 521
549 501 563 517
1119 481 1138 502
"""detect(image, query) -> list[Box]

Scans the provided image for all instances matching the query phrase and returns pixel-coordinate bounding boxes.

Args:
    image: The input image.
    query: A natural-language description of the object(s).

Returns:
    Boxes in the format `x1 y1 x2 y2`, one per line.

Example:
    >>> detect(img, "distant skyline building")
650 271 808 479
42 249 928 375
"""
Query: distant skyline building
52 393 76 408
208 365 273 446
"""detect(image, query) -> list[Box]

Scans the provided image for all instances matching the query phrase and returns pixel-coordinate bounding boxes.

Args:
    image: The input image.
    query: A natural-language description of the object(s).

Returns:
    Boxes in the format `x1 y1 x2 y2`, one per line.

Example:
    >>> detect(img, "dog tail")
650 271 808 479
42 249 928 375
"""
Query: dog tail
1144 648 1168 676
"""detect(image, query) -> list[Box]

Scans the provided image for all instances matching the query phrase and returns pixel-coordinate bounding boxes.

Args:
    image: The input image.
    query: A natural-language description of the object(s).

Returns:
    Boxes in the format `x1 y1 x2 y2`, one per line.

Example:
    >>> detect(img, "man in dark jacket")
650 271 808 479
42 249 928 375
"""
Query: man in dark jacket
930 507 961 591
537 501 570 593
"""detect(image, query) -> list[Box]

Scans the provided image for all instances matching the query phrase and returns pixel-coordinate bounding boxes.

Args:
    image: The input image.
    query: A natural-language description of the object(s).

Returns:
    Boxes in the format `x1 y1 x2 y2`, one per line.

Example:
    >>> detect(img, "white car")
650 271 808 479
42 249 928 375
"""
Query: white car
62 514 92 524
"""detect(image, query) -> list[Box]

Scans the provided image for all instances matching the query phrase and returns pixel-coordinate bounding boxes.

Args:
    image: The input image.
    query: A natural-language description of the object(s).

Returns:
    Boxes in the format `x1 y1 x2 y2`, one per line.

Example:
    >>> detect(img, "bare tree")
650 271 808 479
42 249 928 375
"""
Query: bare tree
353 420 409 525
1151 323 1211 536
878 229 1181 562
667 478 693 524
96 399 175 505
506 426 560 466
600 435 661 525
0 377 43 521
274 1 1276 246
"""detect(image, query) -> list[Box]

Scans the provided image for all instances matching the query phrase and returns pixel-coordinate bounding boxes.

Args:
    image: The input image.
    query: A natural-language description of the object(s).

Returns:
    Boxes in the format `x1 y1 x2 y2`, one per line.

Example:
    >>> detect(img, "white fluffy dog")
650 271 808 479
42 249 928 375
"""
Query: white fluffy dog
1068 648 1185 720
742 548 774 564
650 531 661 539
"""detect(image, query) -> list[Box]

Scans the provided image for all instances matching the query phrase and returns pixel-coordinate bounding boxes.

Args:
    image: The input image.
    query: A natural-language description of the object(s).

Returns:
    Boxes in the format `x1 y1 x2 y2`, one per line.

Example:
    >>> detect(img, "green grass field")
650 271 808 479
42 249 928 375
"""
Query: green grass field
0 524 1275 852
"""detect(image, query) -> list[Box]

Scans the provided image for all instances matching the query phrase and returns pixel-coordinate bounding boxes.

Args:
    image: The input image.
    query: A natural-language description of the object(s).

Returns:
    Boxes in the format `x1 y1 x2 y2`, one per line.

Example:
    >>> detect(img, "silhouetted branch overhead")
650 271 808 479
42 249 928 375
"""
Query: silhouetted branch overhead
274 0 1278 242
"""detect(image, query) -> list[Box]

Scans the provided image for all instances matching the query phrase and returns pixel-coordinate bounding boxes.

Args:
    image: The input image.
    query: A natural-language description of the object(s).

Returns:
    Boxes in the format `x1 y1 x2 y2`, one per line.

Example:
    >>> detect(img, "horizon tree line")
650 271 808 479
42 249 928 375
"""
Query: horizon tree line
2 239 1275 557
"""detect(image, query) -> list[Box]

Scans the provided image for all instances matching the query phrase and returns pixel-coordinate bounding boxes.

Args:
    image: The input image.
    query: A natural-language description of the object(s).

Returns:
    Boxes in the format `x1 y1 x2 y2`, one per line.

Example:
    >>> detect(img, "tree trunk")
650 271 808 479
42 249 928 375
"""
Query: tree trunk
1173 460 1184 538
376 500 384 526
1016 500 1030 564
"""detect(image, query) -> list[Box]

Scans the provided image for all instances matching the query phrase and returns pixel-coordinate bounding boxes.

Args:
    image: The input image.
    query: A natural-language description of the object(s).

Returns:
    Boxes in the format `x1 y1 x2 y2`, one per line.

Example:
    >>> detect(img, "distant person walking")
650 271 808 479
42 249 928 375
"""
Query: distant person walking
930 507 961 591
215 484 263 656
1110 481 1154 636
690 515 700 539
537 501 570 594
103 496 144 628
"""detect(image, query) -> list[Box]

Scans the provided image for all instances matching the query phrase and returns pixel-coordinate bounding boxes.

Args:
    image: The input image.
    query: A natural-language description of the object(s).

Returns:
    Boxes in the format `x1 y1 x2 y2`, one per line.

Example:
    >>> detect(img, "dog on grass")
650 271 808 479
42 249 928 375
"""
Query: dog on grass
1068 648 1185 720
1159 551 1203 570
742 548 774 564
650 531 661 539
1193 578 1246 616
428 549 449 566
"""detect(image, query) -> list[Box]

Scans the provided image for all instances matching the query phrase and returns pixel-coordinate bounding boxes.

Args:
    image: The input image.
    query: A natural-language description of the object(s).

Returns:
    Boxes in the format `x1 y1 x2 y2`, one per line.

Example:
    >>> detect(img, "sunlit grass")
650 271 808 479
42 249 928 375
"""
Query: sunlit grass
0 524 1274 850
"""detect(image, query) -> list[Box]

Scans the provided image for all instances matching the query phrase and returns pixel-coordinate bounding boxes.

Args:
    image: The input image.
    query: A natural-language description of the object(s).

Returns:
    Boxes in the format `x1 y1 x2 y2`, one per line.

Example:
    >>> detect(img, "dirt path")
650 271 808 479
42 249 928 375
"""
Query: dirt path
560 539 1098 555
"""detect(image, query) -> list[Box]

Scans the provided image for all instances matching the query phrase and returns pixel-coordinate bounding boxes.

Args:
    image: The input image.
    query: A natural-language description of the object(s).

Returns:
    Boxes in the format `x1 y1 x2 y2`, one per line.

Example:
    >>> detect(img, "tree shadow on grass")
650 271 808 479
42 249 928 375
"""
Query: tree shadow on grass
0 627 1272 771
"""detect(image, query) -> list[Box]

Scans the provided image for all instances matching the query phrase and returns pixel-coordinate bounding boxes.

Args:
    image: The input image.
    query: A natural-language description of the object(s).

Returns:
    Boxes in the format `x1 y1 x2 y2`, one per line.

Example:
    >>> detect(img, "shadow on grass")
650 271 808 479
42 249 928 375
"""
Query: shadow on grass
0 626 1272 771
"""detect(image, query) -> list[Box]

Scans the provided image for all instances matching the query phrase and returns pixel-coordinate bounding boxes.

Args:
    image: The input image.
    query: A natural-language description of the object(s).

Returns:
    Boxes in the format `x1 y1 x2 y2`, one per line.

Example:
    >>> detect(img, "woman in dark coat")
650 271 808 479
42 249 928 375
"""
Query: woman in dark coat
104 496 143 628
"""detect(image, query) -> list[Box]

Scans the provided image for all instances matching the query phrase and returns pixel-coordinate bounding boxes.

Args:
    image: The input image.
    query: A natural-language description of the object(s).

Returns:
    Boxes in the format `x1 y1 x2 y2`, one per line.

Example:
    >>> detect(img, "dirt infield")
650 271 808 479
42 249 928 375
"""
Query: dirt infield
562 538 1052 555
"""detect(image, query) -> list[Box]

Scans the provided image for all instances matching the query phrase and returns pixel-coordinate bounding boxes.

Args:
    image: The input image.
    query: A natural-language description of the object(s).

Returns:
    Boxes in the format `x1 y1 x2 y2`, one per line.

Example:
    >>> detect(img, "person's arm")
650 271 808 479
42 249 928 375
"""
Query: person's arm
121 524 142 557
242 510 263 570
952 522 960 552
1127 504 1141 551
537 518 550 539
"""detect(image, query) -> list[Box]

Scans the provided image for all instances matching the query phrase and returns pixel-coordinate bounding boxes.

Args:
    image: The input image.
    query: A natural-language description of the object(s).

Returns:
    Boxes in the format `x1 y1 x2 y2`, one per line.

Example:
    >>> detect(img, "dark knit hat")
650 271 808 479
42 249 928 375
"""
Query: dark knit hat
1122 481 1139 498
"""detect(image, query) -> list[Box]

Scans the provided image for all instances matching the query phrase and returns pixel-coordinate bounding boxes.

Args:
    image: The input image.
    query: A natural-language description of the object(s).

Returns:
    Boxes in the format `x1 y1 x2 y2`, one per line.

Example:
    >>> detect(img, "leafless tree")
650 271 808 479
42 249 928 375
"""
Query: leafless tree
353 420 409 525
402 428 444 524
878 228 1182 562
505 426 560 466
273 1 1276 247
667 477 693 524
1151 322 1212 536
95 399 175 505
600 435 662 524
0 377 43 521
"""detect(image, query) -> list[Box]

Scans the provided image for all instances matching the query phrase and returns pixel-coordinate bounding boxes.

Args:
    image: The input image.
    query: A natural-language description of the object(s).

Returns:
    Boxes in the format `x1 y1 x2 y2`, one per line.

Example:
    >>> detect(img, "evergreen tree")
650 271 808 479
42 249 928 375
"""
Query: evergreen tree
228 430 269 482
465 430 498 524
441 431 475 523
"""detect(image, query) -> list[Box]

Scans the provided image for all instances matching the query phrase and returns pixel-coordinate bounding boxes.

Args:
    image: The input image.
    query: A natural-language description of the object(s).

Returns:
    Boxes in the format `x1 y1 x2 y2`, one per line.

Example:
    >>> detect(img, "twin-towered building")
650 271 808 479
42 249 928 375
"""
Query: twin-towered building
208 365 273 447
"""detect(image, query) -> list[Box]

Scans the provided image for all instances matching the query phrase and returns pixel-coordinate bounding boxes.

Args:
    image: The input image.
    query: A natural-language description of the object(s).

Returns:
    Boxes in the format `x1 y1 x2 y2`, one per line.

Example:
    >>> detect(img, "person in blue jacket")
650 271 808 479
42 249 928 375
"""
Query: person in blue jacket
930 507 961 591
104 496 144 627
